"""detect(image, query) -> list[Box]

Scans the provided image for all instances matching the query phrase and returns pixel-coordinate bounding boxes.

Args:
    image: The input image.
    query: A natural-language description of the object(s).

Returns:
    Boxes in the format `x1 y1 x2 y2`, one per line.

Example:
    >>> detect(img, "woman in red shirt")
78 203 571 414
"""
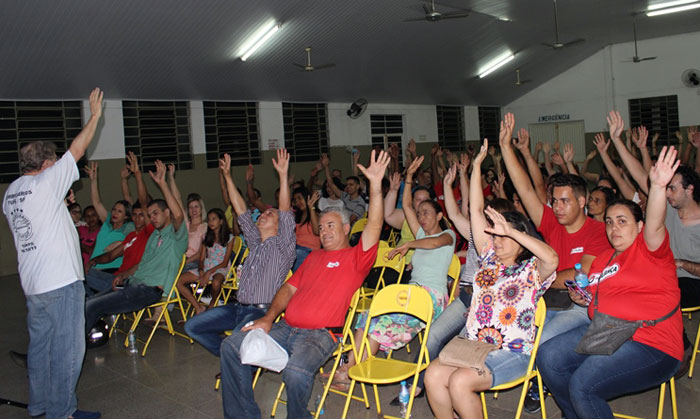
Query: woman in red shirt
537 146 683 419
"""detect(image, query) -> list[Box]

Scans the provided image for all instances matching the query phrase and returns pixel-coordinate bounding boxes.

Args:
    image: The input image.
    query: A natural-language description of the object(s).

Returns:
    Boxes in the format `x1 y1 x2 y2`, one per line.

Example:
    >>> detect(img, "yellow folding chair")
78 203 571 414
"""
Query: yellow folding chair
349 217 368 237
122 254 193 356
612 377 678 419
681 306 700 379
221 247 250 305
479 299 547 419
270 289 370 418
447 254 461 303
357 242 406 312
341 284 434 419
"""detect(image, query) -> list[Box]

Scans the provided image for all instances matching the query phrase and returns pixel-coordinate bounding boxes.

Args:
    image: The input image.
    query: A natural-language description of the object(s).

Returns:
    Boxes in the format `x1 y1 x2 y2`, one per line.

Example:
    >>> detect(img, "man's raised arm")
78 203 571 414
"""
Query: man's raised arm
357 150 391 251
68 88 103 161
499 114 545 227
219 155 248 216
149 160 184 230
272 149 291 212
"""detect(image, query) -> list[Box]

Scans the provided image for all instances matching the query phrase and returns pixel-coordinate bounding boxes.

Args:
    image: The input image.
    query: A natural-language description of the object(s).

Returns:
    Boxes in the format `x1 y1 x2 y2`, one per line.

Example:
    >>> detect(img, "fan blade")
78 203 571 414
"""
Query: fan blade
313 63 336 71
562 38 585 47
467 8 511 21
639 57 656 61
292 63 306 69
404 16 429 22
541 42 558 49
438 13 472 19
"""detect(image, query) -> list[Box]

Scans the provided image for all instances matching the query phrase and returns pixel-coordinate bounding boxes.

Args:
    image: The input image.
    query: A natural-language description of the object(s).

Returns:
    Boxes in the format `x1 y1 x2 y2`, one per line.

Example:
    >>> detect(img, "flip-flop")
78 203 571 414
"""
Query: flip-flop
330 381 350 392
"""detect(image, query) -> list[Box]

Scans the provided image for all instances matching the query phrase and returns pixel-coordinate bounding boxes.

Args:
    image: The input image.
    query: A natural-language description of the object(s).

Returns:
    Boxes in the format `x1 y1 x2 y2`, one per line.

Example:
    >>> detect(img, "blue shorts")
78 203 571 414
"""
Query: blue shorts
484 349 530 387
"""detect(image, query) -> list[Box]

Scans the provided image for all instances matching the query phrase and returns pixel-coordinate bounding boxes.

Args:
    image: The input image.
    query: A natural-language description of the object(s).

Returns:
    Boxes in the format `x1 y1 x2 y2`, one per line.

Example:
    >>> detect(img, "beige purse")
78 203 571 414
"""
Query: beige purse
438 335 498 375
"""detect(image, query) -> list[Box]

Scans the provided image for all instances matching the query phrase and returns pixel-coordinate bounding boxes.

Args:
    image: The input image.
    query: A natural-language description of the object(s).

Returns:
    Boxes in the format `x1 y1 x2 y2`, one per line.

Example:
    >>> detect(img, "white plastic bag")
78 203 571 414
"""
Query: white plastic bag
239 328 289 372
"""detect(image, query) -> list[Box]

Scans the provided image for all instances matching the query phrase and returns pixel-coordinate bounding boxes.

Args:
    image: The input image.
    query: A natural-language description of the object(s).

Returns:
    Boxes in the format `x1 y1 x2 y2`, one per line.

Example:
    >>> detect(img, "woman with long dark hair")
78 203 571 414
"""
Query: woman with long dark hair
291 186 320 271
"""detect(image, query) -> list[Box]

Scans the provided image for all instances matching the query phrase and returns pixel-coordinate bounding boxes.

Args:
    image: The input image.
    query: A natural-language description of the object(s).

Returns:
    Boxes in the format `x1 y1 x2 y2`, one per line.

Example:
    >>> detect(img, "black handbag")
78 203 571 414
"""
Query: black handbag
576 254 678 355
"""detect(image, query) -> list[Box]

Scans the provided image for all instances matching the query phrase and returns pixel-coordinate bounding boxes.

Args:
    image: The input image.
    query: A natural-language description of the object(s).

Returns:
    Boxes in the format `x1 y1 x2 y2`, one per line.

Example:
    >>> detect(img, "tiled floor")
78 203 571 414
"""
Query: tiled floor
1 275 699 418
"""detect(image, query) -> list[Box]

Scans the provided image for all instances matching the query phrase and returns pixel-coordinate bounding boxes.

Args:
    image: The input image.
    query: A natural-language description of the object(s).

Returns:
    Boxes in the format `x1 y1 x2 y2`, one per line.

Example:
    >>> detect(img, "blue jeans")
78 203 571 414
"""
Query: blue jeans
540 303 591 344
84 283 162 334
84 268 114 296
184 303 266 356
537 324 680 419
410 289 470 389
220 320 337 419
26 280 85 418
293 245 313 272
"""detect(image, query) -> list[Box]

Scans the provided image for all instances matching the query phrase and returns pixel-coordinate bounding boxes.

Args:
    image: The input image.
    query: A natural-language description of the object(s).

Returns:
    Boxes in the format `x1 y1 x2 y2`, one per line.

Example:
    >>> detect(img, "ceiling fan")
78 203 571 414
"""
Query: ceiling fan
292 47 335 72
404 0 509 23
542 0 585 49
625 21 656 63
515 69 531 86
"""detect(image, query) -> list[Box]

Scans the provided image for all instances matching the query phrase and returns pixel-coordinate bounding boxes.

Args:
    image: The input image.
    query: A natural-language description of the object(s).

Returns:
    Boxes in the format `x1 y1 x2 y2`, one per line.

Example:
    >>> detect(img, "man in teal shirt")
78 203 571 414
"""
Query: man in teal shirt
85 161 187 333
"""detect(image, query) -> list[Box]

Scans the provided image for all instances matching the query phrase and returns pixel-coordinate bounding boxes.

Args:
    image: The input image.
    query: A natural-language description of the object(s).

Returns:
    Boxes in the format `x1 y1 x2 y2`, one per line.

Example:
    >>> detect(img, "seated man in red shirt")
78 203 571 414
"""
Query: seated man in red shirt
219 150 390 419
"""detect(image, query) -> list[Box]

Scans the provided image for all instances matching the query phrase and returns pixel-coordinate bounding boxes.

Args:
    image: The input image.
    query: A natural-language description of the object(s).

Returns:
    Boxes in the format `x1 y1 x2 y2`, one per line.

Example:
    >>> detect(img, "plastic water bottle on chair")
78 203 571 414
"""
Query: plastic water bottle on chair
399 380 410 418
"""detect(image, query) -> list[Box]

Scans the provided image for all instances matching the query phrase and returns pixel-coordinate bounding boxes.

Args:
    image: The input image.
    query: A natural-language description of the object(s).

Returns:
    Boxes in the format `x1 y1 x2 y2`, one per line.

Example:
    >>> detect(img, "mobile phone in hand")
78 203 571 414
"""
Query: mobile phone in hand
564 280 592 304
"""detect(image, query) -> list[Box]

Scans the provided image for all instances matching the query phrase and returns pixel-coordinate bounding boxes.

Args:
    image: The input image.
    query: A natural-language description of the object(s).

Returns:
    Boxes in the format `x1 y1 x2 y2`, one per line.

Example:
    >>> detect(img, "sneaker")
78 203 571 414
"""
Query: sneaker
523 386 543 414
70 410 101 419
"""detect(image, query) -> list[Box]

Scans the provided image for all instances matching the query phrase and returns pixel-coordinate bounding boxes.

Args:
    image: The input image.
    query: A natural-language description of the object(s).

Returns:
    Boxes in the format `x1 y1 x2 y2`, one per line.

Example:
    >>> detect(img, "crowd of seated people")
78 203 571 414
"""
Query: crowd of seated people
57 105 700 419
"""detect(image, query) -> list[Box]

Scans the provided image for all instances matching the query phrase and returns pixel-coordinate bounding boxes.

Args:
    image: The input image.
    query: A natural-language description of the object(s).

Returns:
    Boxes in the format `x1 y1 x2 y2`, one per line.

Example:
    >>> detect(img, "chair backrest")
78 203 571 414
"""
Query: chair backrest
523 298 547 375
229 236 243 263
372 243 406 292
367 284 433 324
447 254 461 303
164 254 187 300
350 217 368 237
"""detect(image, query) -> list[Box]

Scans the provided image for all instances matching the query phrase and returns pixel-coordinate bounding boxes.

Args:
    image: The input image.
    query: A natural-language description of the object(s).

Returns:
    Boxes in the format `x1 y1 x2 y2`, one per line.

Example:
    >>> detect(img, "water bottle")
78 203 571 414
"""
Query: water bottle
314 394 324 416
127 330 138 354
574 263 589 288
398 380 410 418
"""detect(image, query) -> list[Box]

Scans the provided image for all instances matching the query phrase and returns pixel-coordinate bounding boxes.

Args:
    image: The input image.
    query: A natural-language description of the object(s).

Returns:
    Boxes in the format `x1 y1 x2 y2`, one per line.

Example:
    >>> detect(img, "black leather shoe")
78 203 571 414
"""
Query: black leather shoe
9 350 27 369
389 389 424 406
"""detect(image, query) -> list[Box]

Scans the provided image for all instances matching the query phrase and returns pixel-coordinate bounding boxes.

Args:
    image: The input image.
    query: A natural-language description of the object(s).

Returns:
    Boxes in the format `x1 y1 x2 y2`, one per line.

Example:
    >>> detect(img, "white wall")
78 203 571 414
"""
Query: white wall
506 30 700 133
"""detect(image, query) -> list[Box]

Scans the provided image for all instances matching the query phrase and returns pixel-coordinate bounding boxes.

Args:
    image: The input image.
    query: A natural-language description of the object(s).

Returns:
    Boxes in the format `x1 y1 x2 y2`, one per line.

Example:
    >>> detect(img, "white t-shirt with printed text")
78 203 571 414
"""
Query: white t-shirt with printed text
3 152 84 295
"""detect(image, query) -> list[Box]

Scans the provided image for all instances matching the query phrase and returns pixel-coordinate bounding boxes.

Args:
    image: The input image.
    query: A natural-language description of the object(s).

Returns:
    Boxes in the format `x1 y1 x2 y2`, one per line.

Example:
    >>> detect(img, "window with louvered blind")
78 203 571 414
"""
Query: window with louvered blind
203 101 260 168
370 114 404 167
282 103 329 162
478 106 501 145
122 101 193 172
0 101 82 183
628 95 679 144
437 105 465 151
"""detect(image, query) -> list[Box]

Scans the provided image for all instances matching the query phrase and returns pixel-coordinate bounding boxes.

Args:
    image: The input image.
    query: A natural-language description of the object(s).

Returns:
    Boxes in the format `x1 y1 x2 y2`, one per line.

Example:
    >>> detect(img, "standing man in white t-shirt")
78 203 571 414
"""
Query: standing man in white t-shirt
3 88 104 419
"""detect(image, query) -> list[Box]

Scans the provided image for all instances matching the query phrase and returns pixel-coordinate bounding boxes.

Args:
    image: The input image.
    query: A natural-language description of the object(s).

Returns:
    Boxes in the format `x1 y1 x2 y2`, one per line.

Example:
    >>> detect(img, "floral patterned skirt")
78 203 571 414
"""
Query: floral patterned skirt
354 284 448 351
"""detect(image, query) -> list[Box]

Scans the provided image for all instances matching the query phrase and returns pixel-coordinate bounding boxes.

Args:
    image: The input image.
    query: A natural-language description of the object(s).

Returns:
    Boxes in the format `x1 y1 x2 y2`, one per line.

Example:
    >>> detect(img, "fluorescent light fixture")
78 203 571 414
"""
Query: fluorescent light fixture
648 0 698 10
478 52 515 78
239 20 281 61
647 1 700 15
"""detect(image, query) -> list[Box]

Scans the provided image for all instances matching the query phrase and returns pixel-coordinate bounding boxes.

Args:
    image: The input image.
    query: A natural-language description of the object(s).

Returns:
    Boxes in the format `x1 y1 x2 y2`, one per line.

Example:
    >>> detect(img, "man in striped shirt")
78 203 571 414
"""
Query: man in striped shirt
184 149 296 357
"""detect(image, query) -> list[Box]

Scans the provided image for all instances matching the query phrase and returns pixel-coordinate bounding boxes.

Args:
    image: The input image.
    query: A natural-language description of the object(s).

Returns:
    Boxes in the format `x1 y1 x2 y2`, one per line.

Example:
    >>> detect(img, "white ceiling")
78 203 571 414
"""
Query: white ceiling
1 0 699 105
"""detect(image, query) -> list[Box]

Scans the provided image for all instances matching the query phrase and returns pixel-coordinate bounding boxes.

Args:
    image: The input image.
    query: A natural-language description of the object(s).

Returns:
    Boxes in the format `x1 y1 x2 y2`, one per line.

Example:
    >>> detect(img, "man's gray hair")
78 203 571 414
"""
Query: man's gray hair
320 206 351 226
19 141 57 174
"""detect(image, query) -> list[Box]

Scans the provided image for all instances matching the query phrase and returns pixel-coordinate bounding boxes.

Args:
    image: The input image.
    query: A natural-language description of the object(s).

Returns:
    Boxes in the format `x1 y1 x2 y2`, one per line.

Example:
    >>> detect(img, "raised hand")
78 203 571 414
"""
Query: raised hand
675 131 683 142
88 88 104 119
634 126 649 149
356 149 390 183
406 155 425 177
543 142 551 153
126 151 140 174
483 207 514 237
563 143 575 162
167 164 175 177
458 153 470 175
307 190 320 208
389 171 401 191
494 172 506 197
84 161 98 180
321 153 330 168
649 146 680 189
435 146 443 158
594 133 610 153
652 132 660 145
586 149 598 161
515 128 530 151
431 144 439 156
444 163 457 187
551 152 565 166
219 154 231 177
690 132 700 149
553 139 561 151
535 141 543 153
271 148 290 174
407 138 416 155
388 142 400 159
386 242 411 261
310 161 323 176
149 160 167 185
474 138 489 166
498 112 515 147
607 110 625 140
245 163 254 182
353 149 361 163
120 165 130 179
